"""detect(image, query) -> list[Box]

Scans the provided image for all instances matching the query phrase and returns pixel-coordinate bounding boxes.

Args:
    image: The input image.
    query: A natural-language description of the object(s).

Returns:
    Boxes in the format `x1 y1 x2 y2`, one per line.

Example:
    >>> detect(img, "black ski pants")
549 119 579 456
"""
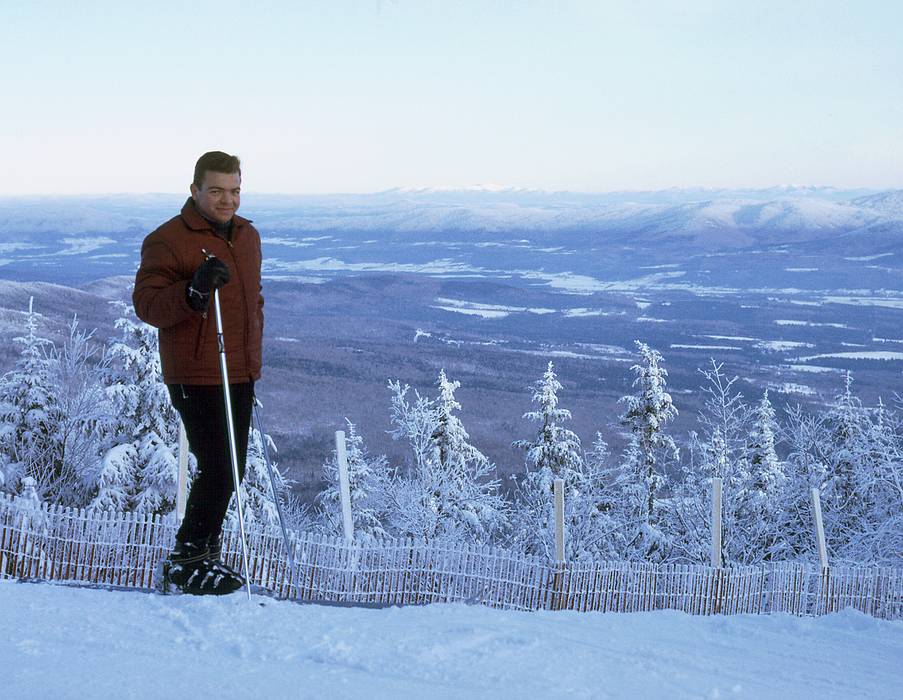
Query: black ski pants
168 382 254 545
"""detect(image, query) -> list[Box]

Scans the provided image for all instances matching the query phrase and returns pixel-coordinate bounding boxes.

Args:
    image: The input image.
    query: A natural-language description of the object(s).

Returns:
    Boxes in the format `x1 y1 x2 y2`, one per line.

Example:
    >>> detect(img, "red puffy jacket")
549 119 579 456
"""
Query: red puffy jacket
133 198 264 385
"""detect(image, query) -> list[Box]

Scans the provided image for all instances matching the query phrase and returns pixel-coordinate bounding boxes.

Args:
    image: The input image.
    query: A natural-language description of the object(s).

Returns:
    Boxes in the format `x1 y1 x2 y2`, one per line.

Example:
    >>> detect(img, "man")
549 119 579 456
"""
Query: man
133 151 264 594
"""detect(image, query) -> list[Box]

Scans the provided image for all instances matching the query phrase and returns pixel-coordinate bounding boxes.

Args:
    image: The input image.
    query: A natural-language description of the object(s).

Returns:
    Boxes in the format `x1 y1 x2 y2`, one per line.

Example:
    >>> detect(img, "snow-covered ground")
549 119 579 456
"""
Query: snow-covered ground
1 581 901 699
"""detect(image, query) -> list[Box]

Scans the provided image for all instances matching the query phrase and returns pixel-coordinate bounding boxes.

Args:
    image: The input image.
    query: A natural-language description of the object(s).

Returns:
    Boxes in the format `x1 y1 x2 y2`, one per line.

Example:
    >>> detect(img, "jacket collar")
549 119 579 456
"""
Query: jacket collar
180 197 252 233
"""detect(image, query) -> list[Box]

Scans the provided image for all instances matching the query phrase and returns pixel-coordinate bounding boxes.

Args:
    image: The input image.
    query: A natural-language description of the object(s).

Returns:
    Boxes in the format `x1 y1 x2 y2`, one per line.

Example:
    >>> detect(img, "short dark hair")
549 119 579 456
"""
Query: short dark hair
193 151 241 188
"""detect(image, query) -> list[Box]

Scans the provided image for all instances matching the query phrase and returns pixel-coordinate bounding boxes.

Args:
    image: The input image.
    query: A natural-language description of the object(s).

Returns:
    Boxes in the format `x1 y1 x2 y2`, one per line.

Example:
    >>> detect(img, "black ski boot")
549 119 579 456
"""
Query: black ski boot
160 538 244 596
206 532 246 584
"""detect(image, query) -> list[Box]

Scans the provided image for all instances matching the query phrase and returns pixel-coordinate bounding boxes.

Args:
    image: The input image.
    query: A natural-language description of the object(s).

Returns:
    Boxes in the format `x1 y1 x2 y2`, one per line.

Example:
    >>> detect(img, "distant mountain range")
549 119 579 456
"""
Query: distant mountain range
1 188 900 249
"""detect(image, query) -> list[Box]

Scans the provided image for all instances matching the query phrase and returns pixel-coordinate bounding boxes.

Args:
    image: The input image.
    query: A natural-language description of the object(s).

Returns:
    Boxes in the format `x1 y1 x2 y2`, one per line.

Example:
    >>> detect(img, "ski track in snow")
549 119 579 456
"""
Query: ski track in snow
1 581 901 699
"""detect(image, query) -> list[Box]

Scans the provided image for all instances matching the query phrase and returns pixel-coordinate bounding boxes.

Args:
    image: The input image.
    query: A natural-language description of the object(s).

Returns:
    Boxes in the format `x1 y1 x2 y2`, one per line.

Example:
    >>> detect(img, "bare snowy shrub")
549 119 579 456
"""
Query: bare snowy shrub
39 317 112 505
578 433 634 559
668 362 787 565
779 375 903 565
225 425 291 531
317 419 391 541
383 375 508 543
281 489 317 533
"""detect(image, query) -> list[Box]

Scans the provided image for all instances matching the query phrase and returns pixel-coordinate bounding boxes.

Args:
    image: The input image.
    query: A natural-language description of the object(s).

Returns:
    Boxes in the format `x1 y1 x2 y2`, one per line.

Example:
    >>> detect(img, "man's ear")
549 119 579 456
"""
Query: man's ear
190 183 199 199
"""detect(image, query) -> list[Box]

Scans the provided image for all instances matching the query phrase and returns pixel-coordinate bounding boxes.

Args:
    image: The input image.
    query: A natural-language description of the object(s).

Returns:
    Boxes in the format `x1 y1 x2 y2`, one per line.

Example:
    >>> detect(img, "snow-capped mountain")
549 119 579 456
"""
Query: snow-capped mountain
852 190 903 214
1 188 900 243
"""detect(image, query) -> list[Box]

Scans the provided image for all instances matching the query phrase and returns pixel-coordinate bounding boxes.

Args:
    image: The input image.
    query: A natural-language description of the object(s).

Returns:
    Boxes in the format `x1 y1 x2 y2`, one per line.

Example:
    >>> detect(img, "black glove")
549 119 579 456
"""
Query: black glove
187 257 230 311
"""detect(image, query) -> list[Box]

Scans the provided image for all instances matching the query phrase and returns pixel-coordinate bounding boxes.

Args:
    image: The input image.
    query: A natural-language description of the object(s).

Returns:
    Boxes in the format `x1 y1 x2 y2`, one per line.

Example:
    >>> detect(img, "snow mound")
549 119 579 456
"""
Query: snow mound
2 580 901 699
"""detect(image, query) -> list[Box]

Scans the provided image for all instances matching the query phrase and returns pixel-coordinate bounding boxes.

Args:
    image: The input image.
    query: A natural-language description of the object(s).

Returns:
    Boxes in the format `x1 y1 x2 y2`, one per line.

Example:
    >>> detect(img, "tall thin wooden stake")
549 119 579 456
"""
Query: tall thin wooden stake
554 478 566 562
811 487 828 570
711 477 723 568
336 430 354 542
176 421 188 522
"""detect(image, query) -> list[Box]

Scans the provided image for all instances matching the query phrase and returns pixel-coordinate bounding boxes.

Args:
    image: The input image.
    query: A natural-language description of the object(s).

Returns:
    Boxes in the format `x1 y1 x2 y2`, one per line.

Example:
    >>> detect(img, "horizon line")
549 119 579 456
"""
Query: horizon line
0 184 897 199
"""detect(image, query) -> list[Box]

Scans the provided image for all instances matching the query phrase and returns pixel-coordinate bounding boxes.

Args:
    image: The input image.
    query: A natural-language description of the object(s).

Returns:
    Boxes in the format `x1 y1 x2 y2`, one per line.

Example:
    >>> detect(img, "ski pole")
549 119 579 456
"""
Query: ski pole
204 249 253 601
252 397 298 578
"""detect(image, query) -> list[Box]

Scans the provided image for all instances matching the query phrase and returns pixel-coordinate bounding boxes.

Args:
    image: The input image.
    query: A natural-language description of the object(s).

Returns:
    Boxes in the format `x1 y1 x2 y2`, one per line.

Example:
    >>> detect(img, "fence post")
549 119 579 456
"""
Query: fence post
554 479 565 563
811 488 828 570
335 430 354 543
176 421 189 522
550 479 566 610
711 477 723 569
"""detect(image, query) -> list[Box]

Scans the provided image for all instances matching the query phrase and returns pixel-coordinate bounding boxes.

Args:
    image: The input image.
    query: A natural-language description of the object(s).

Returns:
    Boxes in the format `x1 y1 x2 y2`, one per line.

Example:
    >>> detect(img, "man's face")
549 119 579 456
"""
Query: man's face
190 170 241 224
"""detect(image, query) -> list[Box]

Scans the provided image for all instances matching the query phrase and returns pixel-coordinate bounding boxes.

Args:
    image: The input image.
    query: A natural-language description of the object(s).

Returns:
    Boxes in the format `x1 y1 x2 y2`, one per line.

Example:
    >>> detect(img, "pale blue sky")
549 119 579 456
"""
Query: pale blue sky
1 0 901 194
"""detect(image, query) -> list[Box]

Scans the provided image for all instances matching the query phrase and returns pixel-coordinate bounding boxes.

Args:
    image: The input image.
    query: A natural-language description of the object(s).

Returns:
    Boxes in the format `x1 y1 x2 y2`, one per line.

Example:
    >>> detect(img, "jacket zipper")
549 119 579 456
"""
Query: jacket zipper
225 237 252 379
194 315 210 360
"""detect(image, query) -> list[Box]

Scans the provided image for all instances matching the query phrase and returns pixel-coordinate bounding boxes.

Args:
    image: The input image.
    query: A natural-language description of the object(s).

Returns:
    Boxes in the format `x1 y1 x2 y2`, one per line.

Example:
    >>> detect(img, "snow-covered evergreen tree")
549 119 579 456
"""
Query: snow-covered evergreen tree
91 443 137 511
511 362 593 559
97 303 178 514
747 392 782 491
617 342 678 561
819 373 873 555
513 363 584 483
0 298 57 496
429 370 508 541
743 390 788 560
317 419 390 540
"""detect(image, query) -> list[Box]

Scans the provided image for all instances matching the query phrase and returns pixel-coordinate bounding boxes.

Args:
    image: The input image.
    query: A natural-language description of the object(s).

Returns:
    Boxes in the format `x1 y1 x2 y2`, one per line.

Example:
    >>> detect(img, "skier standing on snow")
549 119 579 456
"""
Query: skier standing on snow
133 151 264 594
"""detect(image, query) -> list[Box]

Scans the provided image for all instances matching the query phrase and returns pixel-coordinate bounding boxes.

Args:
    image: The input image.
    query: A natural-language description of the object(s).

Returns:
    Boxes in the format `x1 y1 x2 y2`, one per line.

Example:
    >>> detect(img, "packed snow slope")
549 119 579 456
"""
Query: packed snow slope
1 581 901 700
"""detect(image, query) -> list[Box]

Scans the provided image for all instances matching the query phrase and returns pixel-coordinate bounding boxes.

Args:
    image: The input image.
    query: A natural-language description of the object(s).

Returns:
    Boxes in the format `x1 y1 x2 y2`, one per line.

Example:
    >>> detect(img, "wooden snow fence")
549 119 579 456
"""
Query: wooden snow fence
1 494 901 619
